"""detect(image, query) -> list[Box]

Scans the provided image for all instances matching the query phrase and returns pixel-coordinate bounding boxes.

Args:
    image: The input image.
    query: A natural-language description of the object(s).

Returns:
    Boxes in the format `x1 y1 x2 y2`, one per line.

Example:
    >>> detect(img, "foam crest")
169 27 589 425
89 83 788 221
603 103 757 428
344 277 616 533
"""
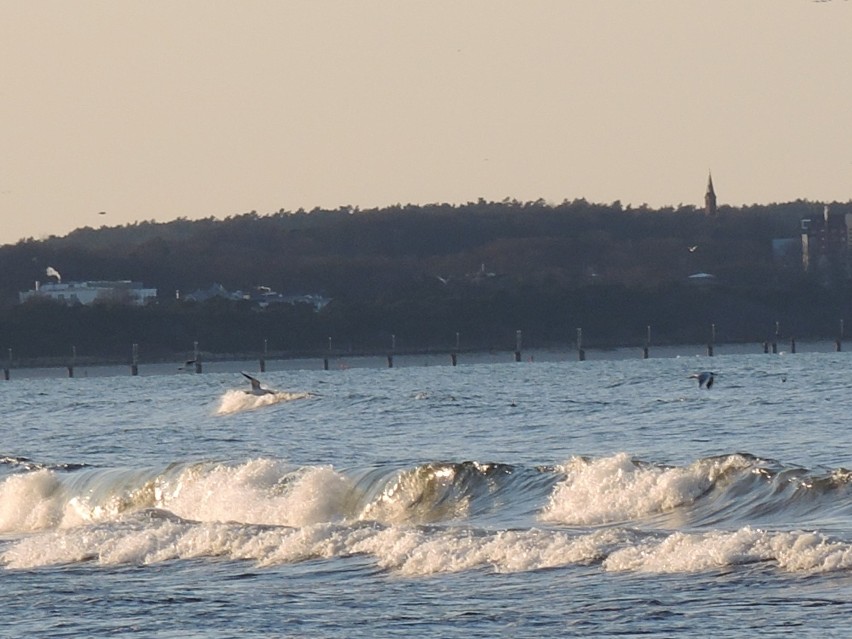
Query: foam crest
215 389 312 415
2 515 191 569
0 470 67 532
0 460 357 534
0 517 630 574
542 453 753 525
5 516 851 575
157 459 356 526
604 527 852 574
350 526 630 576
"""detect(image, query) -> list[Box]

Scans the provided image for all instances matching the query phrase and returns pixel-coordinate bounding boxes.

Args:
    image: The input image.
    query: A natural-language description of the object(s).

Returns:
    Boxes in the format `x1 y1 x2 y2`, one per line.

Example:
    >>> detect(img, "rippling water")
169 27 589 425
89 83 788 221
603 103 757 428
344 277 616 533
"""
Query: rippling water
2 349 851 637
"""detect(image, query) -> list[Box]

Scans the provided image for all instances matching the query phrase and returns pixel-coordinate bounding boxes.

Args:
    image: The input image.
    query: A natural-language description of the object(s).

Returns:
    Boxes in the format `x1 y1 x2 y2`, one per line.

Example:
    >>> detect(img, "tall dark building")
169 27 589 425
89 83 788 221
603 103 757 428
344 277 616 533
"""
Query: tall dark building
801 206 849 273
704 172 717 216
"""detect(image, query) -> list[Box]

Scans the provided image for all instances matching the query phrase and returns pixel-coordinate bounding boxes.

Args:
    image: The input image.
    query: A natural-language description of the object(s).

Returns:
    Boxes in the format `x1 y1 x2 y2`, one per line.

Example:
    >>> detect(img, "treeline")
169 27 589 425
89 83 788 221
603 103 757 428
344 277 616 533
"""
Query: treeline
1 198 851 361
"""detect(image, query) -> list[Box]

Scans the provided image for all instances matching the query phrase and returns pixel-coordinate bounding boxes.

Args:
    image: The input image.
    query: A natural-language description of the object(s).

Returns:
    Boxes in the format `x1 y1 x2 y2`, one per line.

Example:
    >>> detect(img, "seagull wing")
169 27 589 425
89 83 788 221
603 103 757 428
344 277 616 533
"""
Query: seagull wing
242 372 262 391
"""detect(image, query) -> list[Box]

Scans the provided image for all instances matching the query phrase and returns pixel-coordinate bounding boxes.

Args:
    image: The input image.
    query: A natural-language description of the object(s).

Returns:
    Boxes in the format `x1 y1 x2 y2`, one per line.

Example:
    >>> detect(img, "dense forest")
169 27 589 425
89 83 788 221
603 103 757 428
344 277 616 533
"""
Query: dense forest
1 198 851 363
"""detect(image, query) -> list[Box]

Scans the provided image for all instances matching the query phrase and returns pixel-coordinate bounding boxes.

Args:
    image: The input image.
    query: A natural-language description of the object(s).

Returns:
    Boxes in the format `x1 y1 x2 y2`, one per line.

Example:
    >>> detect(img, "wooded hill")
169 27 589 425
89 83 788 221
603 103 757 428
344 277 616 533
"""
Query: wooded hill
1 198 851 362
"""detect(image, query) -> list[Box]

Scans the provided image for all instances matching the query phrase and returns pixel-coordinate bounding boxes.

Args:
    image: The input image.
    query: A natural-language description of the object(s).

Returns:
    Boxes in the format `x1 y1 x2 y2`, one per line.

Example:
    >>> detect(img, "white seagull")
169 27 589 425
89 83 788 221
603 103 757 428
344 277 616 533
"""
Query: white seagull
242 372 276 396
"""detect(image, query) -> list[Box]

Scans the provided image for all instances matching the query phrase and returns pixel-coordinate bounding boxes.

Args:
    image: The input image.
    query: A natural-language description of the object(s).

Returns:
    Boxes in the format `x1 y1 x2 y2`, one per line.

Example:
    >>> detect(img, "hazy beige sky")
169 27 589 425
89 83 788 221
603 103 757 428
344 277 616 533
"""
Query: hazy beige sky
2 0 850 245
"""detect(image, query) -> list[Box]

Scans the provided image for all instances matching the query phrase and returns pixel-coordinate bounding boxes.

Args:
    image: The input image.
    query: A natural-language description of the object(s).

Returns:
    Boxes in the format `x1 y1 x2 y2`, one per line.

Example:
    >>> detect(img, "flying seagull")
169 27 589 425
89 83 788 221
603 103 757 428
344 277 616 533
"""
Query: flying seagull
242 372 276 396
689 371 715 389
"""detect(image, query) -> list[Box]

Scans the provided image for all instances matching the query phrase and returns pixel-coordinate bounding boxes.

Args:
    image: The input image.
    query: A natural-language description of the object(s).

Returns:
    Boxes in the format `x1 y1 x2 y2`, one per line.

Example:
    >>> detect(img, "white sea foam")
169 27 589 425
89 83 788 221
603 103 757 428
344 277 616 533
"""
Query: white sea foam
6 518 850 576
3 454 851 577
349 526 631 576
156 459 356 527
541 453 753 525
0 469 67 532
0 518 631 573
603 527 852 574
0 468 167 532
215 389 313 415
0 459 356 534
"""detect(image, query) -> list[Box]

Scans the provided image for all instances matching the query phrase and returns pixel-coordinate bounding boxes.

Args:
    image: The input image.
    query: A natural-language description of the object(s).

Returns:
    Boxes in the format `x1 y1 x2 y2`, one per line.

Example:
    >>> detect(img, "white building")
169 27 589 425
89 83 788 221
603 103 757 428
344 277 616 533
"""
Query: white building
19 280 158 306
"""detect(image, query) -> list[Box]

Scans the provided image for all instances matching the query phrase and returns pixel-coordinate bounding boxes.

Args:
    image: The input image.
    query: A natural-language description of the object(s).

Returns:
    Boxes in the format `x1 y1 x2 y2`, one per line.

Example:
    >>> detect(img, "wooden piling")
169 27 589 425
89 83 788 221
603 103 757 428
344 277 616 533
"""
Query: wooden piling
324 337 333 370
836 319 844 352
643 325 650 359
707 323 715 357
790 337 796 354
131 343 139 376
68 345 76 378
452 332 459 366
260 338 267 373
772 321 780 354
3 348 10 380
322 336 332 371
514 330 522 362
577 328 585 361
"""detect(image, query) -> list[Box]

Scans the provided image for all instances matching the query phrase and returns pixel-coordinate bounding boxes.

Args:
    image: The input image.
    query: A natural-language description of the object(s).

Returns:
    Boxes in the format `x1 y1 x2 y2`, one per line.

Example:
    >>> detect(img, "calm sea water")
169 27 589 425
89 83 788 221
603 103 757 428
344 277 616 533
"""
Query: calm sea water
2 347 851 638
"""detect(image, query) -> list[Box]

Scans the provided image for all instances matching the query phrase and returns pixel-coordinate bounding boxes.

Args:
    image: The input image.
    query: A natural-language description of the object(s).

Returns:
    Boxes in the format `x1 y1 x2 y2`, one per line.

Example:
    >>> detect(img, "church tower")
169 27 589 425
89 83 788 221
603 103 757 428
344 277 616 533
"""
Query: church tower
705 172 717 216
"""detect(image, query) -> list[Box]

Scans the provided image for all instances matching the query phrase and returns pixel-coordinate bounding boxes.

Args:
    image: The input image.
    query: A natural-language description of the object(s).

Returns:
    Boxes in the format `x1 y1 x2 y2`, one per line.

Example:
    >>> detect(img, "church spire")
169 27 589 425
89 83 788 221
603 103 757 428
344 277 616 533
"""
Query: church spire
705 171 717 216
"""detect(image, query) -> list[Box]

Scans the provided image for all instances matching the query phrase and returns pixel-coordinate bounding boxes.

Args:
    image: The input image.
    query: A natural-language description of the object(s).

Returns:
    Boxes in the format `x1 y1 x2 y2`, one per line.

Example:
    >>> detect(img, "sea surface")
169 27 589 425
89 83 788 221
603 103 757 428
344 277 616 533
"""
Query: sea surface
2 347 851 638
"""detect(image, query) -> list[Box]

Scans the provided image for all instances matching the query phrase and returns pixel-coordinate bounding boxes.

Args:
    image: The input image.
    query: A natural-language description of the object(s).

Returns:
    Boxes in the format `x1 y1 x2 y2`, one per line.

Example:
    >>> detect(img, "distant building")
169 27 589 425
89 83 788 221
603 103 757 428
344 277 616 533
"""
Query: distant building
19 280 158 306
184 283 244 303
704 172 717 216
800 206 849 273
183 283 330 310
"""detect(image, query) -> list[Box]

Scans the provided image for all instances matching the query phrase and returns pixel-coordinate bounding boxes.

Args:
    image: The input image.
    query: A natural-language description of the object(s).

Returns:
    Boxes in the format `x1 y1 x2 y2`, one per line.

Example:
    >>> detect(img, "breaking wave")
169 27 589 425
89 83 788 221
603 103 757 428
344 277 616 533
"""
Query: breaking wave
1 453 851 575
215 389 314 415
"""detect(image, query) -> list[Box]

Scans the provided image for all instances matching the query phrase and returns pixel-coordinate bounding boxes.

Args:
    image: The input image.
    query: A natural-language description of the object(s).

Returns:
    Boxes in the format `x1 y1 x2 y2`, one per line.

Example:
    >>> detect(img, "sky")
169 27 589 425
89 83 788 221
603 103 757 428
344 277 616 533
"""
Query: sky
2 0 851 245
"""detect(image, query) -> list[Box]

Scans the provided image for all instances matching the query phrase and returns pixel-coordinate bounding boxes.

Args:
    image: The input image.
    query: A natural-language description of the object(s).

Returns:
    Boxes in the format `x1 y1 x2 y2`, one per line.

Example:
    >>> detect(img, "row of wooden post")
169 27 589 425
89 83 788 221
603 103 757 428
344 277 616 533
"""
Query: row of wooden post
760 319 845 355
2 320 849 379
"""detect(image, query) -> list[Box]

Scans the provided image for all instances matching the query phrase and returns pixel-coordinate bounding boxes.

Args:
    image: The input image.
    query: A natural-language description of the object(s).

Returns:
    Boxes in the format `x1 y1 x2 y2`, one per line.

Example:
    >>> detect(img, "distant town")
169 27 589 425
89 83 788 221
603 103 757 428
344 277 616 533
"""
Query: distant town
19 273 329 312
2 182 852 364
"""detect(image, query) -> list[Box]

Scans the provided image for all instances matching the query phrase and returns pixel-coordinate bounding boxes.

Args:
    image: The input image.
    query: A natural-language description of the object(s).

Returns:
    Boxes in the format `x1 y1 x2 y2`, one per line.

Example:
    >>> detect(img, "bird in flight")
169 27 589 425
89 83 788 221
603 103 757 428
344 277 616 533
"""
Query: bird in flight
689 371 715 389
242 372 276 395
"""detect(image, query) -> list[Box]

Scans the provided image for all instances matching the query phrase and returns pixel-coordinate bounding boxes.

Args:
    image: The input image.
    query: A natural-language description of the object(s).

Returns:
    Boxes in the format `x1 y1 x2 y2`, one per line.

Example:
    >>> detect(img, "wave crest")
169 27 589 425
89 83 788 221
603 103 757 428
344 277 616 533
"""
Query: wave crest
541 453 756 526
6 517 851 576
215 389 313 415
